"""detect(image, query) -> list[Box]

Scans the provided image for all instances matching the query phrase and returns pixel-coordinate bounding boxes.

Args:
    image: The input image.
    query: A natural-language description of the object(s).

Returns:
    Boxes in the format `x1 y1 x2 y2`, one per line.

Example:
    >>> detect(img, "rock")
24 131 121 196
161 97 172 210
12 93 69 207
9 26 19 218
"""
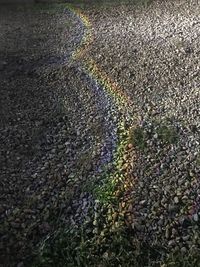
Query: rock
10 222 21 229
182 235 190 242
139 200 147 206
127 143 133 149
193 213 198 222
39 222 51 234
181 247 187 253
168 240 176 247
93 219 98 226
121 202 126 208
174 196 179 204
0 61 7 71
112 212 118 221
165 226 170 239
171 228 177 236
0 206 5 214
179 217 192 228
169 204 178 213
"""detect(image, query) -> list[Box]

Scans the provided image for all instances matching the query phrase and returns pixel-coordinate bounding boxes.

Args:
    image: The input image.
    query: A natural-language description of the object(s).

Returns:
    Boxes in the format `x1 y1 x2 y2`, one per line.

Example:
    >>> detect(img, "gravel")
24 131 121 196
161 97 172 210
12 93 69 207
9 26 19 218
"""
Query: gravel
83 0 200 255
1 0 200 265
0 4 118 265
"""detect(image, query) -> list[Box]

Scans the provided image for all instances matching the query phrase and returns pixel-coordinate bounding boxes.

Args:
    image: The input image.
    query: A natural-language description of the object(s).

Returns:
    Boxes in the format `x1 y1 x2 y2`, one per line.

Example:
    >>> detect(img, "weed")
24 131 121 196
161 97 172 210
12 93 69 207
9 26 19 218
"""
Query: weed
32 225 138 267
130 126 147 150
32 213 200 267
93 174 117 204
157 125 178 144
196 152 200 166
165 249 200 267
32 226 92 267
67 0 153 9
32 3 67 14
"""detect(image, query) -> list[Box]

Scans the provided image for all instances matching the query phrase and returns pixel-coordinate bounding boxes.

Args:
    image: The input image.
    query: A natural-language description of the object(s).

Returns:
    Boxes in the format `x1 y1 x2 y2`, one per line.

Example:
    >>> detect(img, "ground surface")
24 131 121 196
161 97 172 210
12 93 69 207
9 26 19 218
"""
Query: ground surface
85 0 200 248
0 1 200 266
0 4 106 265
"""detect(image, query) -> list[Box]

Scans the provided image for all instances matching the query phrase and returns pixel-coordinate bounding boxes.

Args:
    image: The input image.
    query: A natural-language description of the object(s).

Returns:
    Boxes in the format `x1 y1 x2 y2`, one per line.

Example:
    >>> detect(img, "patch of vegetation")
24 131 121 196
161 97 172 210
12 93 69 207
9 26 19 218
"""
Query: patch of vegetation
157 125 178 144
130 126 147 150
31 3 68 14
165 249 200 267
32 224 154 267
80 157 124 205
67 0 153 8
93 173 117 204
75 148 94 175
32 226 92 267
32 222 200 267
79 125 128 204
196 153 200 166
129 122 178 151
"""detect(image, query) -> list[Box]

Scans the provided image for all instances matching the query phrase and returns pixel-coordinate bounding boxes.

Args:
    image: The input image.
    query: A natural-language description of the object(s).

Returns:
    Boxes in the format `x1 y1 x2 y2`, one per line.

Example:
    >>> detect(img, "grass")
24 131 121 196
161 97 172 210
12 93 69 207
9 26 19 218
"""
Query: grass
93 173 117 204
164 249 200 267
32 3 68 13
67 0 153 8
15 3 66 13
33 226 93 267
32 219 200 267
130 122 178 151
157 125 178 145
196 153 200 166
32 224 152 267
130 126 147 150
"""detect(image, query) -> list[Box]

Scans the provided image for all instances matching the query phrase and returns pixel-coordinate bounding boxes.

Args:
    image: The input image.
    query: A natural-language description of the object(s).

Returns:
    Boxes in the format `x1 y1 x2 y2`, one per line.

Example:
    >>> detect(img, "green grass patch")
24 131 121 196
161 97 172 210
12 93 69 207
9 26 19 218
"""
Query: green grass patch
196 153 200 166
130 122 178 151
15 3 70 15
32 224 149 267
130 126 147 150
33 223 200 267
67 0 152 8
165 249 200 267
32 3 67 13
93 174 117 204
157 125 178 145
32 226 93 267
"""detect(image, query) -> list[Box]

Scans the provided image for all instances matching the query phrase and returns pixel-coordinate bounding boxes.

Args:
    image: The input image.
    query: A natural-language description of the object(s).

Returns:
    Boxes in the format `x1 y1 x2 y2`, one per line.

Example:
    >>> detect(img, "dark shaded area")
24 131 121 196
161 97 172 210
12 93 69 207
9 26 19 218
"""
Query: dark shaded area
0 5 80 266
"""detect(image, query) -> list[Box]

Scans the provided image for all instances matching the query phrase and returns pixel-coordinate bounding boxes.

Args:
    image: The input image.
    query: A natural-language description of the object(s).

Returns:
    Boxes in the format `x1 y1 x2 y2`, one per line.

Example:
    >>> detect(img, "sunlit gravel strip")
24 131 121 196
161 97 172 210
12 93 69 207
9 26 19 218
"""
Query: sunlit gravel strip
67 5 136 225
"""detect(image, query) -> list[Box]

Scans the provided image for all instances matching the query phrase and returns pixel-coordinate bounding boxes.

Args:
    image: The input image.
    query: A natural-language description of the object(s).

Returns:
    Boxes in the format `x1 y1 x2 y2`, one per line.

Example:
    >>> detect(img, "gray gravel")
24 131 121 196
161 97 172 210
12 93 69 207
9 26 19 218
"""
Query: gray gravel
1 1 200 265
0 4 116 265
84 0 200 255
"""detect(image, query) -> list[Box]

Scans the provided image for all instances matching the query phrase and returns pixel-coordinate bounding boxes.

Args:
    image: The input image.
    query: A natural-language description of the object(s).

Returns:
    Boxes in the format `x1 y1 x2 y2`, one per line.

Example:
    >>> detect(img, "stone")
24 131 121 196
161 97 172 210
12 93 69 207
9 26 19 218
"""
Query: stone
165 226 170 239
127 143 133 149
174 196 179 204
168 240 176 247
193 213 198 222
181 247 187 254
